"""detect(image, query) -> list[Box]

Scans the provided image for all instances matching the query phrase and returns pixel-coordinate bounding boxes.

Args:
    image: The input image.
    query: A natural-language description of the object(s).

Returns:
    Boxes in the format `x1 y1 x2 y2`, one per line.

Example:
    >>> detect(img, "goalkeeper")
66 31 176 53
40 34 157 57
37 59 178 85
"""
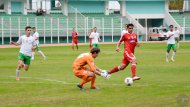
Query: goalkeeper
72 48 110 90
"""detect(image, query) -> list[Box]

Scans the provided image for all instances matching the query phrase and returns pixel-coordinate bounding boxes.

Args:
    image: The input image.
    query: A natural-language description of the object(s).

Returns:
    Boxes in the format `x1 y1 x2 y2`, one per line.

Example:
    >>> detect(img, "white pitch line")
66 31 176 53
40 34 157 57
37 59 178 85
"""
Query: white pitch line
1 76 190 88
0 82 45 84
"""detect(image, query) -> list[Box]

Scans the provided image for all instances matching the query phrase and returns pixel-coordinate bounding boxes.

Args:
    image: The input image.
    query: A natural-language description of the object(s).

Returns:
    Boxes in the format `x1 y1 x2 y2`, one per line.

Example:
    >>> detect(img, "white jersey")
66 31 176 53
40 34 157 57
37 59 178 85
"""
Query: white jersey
89 32 100 44
121 30 128 36
17 35 36 56
174 30 180 38
33 32 39 44
166 31 175 44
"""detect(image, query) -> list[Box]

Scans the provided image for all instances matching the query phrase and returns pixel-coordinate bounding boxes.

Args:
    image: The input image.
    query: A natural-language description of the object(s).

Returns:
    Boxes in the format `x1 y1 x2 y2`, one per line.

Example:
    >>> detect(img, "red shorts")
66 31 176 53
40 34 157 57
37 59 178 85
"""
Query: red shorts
122 50 136 65
72 39 78 44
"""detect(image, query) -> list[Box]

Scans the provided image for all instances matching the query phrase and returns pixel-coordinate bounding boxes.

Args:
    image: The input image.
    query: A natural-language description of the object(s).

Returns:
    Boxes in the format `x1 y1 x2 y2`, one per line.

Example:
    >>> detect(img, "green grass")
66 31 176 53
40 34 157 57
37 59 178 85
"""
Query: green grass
0 42 190 107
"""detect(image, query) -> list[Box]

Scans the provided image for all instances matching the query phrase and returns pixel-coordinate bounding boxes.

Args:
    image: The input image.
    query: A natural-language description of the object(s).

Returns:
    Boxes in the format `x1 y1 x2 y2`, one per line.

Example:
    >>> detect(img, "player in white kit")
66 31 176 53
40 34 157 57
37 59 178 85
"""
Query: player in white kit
10 26 36 80
31 27 46 60
174 27 180 48
166 25 177 62
89 27 101 48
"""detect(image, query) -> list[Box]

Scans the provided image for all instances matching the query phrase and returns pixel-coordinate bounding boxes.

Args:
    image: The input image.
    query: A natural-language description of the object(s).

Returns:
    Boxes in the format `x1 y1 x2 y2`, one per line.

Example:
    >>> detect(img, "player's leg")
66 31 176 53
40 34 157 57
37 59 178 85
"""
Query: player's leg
89 39 92 49
166 44 172 62
176 37 180 48
75 41 78 50
23 55 31 71
171 44 177 62
108 56 129 74
74 69 95 90
16 53 25 80
90 76 96 89
31 46 36 60
125 51 140 81
79 72 95 87
37 44 46 60
72 41 74 50
130 59 140 81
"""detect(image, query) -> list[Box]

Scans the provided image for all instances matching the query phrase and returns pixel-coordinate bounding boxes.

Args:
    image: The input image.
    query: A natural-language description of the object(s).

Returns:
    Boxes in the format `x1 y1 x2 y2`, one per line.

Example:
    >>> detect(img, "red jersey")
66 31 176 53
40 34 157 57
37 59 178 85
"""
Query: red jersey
72 32 78 40
119 32 138 53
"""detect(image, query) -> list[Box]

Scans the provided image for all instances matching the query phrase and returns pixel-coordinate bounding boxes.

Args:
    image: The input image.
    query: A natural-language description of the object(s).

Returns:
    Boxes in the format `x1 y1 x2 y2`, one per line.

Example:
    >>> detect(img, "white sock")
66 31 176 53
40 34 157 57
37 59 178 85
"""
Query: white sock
172 52 176 60
31 52 35 60
166 52 169 60
38 50 46 59
16 69 20 78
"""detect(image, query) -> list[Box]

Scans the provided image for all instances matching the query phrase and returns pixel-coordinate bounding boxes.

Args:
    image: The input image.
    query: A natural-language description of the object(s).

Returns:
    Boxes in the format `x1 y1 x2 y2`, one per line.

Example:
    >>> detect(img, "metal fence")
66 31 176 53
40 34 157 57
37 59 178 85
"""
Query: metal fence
0 13 189 45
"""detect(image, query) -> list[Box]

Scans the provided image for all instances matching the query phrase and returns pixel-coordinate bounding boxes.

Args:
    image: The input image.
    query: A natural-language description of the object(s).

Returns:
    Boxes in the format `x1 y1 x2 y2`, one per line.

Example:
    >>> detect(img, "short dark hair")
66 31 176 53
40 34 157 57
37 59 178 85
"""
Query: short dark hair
127 23 134 28
32 27 36 29
25 26 32 31
169 25 173 28
90 48 100 54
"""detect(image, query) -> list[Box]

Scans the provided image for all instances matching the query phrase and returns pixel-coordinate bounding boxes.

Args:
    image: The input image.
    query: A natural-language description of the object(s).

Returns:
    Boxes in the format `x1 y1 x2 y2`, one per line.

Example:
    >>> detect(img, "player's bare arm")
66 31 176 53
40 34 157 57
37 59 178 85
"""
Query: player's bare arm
116 42 121 52
10 41 19 46
168 34 174 38
136 42 140 47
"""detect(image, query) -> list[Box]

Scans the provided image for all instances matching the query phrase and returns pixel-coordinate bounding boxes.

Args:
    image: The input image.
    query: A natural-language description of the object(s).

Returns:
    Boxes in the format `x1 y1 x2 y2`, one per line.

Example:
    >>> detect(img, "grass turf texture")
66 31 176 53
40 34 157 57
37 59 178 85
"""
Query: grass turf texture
0 42 190 107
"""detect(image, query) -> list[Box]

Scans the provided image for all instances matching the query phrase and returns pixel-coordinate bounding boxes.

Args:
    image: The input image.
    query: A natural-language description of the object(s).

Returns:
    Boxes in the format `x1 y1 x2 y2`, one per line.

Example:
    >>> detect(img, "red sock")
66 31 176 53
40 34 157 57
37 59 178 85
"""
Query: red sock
131 64 136 77
108 66 120 74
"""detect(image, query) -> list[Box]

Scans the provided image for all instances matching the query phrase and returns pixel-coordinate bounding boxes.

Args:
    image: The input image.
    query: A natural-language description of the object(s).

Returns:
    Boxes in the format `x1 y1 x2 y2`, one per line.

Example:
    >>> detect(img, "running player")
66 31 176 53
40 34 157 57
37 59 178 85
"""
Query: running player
10 26 36 81
107 24 141 81
73 48 110 90
166 25 176 62
72 28 79 50
31 27 46 60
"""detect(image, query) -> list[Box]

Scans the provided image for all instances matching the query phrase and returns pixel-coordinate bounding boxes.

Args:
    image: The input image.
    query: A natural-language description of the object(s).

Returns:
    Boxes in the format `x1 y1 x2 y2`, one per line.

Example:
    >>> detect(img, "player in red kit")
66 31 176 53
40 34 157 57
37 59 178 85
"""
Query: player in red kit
72 28 78 50
108 24 141 81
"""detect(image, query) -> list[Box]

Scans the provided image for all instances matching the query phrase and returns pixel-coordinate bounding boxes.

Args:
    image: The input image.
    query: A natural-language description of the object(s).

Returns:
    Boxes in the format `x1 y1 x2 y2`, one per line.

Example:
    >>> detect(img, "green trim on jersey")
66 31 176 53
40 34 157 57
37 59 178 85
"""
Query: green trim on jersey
167 44 176 52
92 44 99 48
18 53 31 65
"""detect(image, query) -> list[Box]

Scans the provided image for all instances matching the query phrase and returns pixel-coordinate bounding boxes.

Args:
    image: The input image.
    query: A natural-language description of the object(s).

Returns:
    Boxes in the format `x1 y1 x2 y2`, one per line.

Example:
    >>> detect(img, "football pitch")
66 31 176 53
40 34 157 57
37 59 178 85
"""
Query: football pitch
0 42 190 107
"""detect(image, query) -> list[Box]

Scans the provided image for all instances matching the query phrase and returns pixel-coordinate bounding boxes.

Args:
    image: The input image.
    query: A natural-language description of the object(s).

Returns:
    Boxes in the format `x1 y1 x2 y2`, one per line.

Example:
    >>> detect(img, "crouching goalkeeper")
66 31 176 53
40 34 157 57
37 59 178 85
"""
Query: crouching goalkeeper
72 48 110 90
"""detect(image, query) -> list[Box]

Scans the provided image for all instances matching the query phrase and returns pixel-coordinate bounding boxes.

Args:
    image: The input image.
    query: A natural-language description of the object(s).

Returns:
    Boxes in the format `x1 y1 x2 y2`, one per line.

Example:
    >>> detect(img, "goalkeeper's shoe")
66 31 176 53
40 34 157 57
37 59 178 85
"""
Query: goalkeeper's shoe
90 87 99 90
77 84 86 90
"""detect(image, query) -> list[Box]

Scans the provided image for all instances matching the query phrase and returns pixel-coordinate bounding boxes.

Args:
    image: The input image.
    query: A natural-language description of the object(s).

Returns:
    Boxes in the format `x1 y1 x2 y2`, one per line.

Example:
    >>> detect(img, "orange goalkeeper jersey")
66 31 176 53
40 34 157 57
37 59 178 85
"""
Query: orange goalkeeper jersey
73 53 96 72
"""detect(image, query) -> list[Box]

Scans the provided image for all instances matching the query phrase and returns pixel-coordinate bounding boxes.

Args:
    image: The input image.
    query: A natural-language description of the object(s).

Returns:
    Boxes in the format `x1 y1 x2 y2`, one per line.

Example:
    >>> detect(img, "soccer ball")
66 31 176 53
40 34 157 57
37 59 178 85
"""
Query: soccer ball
124 77 133 86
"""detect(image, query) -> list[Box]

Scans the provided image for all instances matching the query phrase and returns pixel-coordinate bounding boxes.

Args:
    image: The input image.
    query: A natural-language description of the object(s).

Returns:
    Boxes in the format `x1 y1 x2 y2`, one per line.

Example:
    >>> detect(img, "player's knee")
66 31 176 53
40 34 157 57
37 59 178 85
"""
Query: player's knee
131 59 137 64
119 66 125 70
89 72 95 77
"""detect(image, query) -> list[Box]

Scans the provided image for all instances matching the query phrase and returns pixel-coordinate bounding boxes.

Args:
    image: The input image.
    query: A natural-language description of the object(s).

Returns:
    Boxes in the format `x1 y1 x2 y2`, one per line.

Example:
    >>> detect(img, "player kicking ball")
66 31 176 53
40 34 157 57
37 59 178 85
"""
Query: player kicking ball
10 26 36 81
107 24 141 81
72 48 110 90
